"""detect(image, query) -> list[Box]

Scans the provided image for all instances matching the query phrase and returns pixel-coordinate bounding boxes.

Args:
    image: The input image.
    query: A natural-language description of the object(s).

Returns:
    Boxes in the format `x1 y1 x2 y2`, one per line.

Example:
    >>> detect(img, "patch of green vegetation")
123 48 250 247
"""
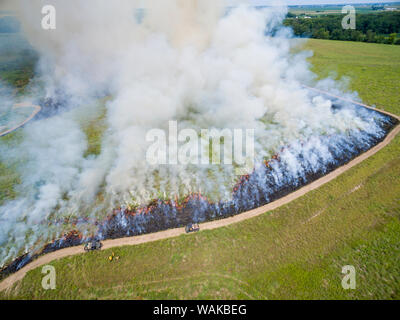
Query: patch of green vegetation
0 131 23 206
0 35 36 206
0 161 20 206
79 98 109 157
285 12 400 44
1 39 400 300
0 68 34 91
0 34 38 93
303 39 400 113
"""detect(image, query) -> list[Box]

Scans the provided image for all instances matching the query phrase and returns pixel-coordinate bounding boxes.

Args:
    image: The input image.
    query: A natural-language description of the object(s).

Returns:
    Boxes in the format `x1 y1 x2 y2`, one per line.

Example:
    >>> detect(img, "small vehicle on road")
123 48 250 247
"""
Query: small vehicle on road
84 240 102 252
185 223 200 233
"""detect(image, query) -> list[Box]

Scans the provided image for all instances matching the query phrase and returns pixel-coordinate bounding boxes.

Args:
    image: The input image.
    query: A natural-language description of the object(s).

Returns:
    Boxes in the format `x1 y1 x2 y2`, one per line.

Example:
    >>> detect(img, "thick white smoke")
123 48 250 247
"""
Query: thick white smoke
0 0 384 266
0 83 13 119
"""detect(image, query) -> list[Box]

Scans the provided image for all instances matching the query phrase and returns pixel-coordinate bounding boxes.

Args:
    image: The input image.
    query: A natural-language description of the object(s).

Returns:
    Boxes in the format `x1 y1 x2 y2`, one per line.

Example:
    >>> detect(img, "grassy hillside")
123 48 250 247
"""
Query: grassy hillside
1 39 400 300
304 39 400 111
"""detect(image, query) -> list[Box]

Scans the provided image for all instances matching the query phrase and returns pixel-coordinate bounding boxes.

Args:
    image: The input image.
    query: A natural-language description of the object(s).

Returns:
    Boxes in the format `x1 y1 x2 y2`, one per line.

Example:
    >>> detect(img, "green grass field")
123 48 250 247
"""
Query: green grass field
1 39 400 300
304 40 400 111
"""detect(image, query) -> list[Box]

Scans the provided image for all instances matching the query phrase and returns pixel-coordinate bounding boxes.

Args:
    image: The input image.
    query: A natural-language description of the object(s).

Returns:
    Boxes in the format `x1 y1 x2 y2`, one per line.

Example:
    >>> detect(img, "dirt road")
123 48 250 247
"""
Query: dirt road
0 103 41 137
0 96 399 292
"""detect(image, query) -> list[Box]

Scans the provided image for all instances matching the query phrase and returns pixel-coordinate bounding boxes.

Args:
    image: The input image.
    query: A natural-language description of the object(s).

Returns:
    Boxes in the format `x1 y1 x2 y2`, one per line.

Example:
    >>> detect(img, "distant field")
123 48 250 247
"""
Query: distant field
1 39 399 300
304 40 400 111
289 4 400 16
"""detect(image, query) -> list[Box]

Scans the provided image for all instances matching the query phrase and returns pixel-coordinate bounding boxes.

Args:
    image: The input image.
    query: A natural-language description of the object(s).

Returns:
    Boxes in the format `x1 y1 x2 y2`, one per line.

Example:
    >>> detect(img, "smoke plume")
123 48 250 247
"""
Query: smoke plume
0 0 394 267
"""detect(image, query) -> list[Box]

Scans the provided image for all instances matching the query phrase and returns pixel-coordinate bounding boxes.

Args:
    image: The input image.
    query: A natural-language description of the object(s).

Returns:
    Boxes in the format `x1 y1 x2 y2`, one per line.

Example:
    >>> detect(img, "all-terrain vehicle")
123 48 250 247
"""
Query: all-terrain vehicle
185 223 200 233
84 240 102 252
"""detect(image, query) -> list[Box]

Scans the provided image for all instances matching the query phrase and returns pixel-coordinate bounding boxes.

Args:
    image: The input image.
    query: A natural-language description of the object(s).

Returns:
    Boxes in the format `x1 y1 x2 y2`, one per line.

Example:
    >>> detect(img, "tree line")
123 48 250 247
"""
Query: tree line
1 11 400 45
284 12 400 45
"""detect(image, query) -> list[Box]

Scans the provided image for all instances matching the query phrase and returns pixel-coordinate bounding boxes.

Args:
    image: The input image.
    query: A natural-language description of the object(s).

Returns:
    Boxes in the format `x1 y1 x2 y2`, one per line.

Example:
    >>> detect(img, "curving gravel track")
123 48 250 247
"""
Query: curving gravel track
0 91 399 292
0 103 41 137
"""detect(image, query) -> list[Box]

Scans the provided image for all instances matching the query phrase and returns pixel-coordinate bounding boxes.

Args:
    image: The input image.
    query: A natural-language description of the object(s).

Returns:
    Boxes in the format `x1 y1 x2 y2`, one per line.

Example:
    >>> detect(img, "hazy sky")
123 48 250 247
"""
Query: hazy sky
1 0 398 11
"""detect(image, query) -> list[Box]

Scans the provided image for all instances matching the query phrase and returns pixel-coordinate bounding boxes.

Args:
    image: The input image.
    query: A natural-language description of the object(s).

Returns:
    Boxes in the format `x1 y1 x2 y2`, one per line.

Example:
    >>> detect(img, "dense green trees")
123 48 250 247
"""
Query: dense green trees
284 12 400 44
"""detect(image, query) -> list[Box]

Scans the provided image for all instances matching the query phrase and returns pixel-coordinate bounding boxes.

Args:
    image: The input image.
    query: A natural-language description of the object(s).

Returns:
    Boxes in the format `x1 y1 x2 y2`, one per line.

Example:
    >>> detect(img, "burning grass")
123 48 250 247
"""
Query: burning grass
1 39 400 299
3 4 400 277
2 132 400 299
0 99 398 280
